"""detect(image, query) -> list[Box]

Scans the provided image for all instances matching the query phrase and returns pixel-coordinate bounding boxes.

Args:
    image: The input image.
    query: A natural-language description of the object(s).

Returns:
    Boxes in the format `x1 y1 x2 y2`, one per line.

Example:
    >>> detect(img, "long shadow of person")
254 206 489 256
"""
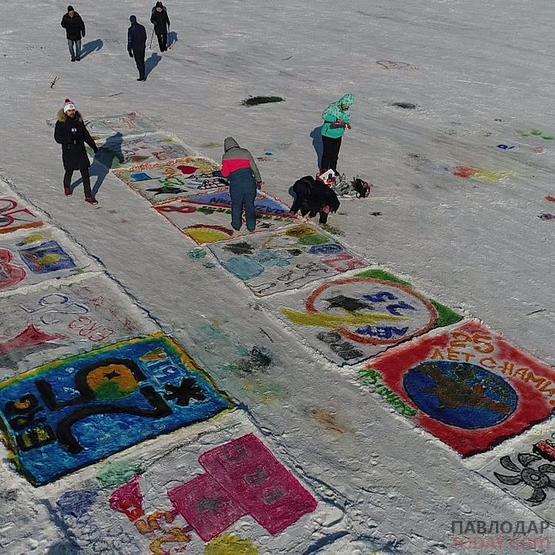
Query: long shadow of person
72 132 124 196
80 39 103 60
145 53 162 78
310 126 324 170
168 31 178 48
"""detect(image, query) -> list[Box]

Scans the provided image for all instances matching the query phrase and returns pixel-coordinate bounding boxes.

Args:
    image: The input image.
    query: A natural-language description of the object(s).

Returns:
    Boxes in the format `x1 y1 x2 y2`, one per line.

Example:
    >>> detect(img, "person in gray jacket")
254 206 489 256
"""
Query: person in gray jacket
221 137 262 232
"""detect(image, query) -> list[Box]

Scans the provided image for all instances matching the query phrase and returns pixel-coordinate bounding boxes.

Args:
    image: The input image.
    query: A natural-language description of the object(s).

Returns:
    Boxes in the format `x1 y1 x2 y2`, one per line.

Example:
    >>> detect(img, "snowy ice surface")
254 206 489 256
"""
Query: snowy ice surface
0 0 553 553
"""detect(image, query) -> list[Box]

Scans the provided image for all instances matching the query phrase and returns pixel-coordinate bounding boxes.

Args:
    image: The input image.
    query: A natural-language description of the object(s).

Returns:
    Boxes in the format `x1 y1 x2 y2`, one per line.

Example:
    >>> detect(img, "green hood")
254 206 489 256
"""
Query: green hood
321 94 356 138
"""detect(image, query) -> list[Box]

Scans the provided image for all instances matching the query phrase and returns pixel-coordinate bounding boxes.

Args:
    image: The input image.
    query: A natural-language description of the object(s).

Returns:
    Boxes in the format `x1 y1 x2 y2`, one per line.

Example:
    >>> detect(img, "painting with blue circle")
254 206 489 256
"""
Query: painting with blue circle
403 361 518 429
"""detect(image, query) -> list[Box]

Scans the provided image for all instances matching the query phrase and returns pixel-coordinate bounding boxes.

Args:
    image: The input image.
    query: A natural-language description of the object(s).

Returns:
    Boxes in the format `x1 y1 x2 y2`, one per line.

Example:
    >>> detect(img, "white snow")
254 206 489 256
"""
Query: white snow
0 0 553 553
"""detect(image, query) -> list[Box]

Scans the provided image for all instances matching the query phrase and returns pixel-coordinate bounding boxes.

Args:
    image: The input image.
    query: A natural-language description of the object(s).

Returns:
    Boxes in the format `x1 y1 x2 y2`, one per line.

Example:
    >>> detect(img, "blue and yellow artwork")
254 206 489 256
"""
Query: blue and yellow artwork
0 334 233 485
188 189 291 216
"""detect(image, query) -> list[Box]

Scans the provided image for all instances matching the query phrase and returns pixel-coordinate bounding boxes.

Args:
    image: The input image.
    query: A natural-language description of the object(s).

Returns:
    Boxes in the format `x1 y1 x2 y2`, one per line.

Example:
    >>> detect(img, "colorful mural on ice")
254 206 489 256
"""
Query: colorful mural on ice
209 224 366 297
362 320 555 456
0 228 94 293
274 269 463 365
95 133 192 170
0 193 43 235
113 157 224 204
84 113 157 142
0 333 233 485
472 424 555 524
156 199 297 245
48 419 325 554
0 275 156 378
187 189 291 217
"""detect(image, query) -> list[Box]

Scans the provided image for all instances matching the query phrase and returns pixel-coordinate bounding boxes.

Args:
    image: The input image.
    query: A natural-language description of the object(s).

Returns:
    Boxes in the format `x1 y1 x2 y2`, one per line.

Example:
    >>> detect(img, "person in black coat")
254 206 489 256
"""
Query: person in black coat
54 99 99 204
61 5 85 61
289 170 340 224
150 2 170 52
128 15 147 81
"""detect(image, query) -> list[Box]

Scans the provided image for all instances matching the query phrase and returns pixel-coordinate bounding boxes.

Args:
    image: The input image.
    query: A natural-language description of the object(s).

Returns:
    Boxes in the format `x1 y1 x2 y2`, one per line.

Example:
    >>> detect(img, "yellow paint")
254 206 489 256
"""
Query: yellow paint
473 170 512 183
204 534 259 555
18 232 47 245
186 228 231 244
86 363 140 399
282 308 407 328
140 348 168 362
37 253 63 267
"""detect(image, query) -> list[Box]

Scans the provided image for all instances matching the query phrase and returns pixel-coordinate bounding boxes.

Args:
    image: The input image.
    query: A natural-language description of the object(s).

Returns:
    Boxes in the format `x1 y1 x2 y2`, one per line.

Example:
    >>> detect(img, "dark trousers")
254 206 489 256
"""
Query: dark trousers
229 169 257 231
133 47 146 79
67 39 82 60
321 136 342 172
156 32 168 51
64 167 92 197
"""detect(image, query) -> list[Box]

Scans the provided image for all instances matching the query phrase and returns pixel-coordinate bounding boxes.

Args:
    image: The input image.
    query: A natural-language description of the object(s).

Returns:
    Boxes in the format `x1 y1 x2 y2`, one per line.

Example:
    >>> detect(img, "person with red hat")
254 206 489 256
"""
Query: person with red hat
54 99 99 204
61 5 86 62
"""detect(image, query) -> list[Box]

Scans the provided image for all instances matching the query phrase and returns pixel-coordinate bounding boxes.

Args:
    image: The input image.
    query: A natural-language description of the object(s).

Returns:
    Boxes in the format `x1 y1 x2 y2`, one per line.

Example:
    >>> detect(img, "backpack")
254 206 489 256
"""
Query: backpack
332 174 372 198
352 178 371 198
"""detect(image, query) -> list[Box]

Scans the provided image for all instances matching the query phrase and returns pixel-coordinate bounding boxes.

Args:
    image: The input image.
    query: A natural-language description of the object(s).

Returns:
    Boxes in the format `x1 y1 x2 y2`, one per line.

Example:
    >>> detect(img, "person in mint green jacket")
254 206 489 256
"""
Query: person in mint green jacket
320 93 355 172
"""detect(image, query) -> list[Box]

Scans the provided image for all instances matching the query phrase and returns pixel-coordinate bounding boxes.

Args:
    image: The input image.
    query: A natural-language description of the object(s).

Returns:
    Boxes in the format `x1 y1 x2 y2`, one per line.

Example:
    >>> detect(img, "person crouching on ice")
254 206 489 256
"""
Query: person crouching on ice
289 169 340 225
221 137 263 232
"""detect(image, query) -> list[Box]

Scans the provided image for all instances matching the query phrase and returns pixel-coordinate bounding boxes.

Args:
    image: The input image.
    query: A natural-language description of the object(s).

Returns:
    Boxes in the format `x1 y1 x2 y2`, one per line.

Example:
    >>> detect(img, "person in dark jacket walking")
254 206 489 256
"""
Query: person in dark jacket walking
54 99 99 204
61 5 85 61
221 137 262 232
128 15 147 81
289 170 340 225
150 2 170 52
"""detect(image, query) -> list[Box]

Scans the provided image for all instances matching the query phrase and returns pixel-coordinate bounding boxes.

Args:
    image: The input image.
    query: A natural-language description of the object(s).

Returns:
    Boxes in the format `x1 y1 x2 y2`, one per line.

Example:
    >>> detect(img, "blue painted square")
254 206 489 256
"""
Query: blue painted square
130 172 153 182
0 334 233 485
18 240 77 274
189 190 290 216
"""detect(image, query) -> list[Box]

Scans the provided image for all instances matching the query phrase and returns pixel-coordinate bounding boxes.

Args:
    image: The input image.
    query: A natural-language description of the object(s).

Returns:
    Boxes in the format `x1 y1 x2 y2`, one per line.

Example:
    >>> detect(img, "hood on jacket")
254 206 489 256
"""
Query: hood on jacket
338 93 355 108
57 109 83 123
224 137 240 152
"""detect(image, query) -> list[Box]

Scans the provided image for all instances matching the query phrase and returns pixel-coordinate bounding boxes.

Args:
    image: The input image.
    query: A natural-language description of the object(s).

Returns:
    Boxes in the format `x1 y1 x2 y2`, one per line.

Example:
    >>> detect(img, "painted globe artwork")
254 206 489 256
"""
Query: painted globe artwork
403 361 518 429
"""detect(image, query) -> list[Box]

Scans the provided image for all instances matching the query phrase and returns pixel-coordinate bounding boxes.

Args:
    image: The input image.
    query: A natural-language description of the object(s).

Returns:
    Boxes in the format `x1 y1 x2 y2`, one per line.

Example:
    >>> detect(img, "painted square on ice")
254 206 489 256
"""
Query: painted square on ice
208 224 366 297
156 199 297 245
95 133 193 170
0 333 233 485
0 275 156 378
187 188 291 217
0 229 94 293
113 157 224 204
472 424 555 524
364 320 555 456
272 268 463 366
0 189 43 235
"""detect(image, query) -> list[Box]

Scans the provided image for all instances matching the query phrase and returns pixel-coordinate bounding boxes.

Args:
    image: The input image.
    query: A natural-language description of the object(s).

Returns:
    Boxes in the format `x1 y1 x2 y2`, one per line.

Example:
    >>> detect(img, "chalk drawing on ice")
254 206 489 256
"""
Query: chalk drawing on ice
0 333 233 485
275 268 463 365
113 156 224 204
156 199 297 245
209 224 366 297
363 320 555 456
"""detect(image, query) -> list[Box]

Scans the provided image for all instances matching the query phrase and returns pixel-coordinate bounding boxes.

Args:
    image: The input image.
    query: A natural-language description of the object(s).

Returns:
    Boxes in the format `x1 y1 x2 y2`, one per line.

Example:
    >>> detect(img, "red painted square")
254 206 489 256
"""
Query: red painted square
366 320 555 456
199 434 318 535
168 473 247 542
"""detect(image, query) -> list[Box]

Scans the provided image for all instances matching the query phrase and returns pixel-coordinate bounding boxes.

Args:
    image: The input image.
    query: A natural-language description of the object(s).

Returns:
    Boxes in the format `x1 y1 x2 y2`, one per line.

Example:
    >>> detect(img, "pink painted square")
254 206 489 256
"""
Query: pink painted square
199 433 318 535
167 473 246 542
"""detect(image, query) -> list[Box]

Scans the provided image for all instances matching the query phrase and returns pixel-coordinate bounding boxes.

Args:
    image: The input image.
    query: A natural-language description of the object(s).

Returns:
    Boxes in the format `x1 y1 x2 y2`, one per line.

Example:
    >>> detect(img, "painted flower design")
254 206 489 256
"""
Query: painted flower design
494 453 555 505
